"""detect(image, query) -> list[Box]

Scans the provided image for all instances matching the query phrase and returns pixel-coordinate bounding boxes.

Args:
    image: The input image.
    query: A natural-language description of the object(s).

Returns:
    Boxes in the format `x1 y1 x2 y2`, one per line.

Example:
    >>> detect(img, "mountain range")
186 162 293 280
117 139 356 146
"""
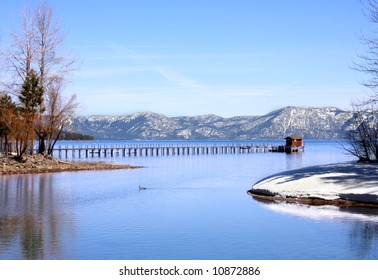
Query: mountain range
66 106 356 140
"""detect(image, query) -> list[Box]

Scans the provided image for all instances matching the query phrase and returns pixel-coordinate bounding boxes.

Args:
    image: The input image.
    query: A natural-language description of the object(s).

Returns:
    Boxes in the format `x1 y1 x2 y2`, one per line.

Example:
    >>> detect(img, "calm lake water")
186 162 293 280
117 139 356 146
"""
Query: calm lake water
1 140 377 260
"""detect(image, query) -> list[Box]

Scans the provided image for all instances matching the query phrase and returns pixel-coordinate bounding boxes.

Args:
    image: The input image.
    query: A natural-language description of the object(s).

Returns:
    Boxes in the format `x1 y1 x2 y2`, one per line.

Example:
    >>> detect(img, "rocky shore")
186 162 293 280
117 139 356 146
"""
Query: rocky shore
1 154 142 175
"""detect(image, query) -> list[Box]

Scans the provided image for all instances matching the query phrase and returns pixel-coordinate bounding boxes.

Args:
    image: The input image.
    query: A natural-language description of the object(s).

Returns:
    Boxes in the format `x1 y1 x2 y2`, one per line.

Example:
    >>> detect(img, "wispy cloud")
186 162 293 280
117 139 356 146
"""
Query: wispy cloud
152 68 207 89
73 43 362 116
79 67 150 78
104 44 209 90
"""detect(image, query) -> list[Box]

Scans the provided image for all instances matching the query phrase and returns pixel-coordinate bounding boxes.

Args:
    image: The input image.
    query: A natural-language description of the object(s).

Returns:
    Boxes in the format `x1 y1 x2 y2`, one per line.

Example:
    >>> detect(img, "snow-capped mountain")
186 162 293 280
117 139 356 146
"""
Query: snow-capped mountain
67 106 355 140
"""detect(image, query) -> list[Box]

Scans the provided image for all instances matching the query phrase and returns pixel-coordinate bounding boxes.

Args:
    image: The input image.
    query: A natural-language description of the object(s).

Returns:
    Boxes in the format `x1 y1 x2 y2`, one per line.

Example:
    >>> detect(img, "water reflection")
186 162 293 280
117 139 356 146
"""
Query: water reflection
0 174 71 259
349 222 378 259
285 152 303 170
252 197 378 259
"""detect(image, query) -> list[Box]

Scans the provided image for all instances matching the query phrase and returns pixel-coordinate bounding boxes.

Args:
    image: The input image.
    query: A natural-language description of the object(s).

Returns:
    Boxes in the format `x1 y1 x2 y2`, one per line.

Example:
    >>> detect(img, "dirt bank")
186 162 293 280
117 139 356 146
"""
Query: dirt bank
1 154 142 175
247 190 378 208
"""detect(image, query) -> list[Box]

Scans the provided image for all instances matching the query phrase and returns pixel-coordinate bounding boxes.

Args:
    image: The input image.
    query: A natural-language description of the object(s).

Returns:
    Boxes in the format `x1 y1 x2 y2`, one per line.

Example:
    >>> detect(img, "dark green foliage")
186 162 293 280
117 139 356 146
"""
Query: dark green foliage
0 94 16 110
18 69 44 114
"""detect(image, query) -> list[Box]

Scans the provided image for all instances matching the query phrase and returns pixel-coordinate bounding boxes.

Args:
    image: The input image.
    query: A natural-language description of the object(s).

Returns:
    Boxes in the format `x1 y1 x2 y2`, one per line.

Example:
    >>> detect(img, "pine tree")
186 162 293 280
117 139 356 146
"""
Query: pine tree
13 69 44 158
18 69 44 114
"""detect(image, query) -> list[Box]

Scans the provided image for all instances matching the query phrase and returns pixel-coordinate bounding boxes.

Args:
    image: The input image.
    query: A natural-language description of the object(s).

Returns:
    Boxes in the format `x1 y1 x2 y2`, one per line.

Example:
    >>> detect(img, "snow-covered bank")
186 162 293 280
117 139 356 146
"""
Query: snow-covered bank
249 162 378 206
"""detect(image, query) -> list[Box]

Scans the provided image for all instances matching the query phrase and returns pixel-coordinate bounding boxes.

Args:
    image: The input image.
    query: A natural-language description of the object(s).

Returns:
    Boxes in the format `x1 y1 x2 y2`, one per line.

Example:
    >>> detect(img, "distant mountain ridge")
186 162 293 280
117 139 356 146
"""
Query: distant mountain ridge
66 106 355 140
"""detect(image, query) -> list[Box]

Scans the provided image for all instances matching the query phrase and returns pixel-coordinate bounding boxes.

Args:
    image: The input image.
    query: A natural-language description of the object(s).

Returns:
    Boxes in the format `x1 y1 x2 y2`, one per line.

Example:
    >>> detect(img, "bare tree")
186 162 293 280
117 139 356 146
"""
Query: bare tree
0 102 31 160
43 79 78 155
1 1 78 156
33 2 78 155
1 7 36 95
343 102 378 162
34 2 77 93
345 0 378 162
0 94 16 156
2 108 28 159
353 1 378 98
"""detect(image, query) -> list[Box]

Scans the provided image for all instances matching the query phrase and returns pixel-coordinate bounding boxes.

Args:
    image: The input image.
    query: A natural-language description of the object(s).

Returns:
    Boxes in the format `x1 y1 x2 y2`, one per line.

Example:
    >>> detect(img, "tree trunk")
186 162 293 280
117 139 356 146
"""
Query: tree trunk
37 134 45 154
47 125 63 155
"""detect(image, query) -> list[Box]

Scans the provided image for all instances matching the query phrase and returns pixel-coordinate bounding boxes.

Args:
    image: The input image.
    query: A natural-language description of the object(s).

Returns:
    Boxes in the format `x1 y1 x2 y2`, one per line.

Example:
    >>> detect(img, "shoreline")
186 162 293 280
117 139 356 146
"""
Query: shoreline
249 162 378 208
247 190 378 208
0 154 143 175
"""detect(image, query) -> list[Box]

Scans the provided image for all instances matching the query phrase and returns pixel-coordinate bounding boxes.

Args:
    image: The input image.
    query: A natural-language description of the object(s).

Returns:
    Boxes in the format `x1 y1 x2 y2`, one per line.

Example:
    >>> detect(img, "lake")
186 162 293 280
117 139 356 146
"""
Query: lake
1 140 377 260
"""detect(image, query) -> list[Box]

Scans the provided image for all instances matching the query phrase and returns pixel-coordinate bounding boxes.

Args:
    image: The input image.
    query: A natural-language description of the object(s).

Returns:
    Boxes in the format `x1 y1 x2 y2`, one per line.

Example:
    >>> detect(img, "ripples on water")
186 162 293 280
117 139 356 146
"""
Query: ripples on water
1 140 377 259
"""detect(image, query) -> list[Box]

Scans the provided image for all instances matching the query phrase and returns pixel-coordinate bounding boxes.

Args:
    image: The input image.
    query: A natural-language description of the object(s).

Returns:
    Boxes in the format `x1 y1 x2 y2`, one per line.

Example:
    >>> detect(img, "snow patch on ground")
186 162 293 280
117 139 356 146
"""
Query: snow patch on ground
252 162 378 205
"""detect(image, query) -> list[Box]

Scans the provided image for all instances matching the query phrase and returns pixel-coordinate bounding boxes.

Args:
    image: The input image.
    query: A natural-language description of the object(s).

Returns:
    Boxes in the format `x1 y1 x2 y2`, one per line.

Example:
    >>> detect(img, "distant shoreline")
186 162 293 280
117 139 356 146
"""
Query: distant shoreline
249 162 378 208
0 155 143 175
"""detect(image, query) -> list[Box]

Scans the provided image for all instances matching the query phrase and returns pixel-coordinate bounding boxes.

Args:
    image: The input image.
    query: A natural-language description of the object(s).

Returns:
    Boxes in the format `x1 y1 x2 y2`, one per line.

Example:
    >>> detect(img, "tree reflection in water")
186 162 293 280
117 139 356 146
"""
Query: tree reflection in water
0 174 71 259
344 207 378 259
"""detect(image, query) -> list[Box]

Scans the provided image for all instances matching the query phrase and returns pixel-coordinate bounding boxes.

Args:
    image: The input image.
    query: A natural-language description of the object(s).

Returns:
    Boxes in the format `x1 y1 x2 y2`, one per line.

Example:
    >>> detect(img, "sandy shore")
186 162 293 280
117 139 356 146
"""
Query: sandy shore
1 154 142 175
248 162 378 207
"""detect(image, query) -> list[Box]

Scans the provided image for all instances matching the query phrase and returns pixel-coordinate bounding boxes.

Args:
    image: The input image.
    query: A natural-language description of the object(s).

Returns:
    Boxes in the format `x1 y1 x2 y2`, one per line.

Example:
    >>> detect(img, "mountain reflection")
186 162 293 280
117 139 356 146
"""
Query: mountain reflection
252 197 378 259
0 174 71 259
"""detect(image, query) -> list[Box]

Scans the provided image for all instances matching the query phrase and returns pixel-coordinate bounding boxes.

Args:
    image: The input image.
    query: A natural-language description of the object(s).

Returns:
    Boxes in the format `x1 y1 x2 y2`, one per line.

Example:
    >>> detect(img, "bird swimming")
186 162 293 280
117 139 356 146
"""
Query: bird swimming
139 186 147 190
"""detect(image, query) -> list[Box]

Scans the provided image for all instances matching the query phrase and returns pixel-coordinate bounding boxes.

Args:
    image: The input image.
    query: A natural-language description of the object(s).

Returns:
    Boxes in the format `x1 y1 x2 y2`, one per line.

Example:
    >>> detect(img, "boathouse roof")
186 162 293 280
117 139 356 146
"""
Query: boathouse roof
285 135 302 140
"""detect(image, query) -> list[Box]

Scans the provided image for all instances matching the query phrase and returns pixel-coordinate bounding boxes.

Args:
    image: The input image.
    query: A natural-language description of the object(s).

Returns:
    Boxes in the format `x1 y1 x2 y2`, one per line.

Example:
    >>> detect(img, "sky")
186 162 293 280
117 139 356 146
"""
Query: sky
0 0 372 117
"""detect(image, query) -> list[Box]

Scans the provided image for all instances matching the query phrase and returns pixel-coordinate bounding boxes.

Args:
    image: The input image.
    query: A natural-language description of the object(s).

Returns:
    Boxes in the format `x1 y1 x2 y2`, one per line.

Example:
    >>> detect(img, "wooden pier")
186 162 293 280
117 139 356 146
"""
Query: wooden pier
52 143 284 158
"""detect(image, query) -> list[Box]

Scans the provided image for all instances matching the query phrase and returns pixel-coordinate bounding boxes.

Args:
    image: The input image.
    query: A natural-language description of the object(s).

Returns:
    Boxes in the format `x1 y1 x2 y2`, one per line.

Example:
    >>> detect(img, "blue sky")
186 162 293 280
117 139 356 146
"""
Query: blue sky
0 0 371 117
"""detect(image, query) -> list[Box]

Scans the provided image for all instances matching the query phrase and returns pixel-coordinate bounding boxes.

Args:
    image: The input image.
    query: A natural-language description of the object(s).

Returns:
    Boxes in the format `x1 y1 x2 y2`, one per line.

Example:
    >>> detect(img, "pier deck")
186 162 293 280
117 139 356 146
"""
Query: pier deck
52 143 287 158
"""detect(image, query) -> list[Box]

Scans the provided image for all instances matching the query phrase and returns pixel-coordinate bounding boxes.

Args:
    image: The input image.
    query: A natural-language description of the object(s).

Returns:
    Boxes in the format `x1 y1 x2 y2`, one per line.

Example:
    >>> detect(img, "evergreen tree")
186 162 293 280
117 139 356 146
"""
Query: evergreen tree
18 69 44 114
13 69 44 158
